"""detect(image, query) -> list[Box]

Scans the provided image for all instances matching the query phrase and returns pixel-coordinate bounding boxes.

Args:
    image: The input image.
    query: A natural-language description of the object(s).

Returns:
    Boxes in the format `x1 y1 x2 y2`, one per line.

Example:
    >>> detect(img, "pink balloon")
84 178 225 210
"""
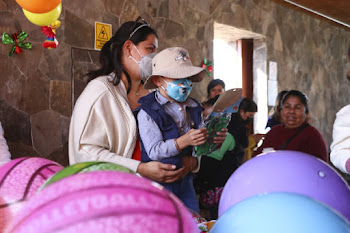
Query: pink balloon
0 157 63 231
8 171 198 233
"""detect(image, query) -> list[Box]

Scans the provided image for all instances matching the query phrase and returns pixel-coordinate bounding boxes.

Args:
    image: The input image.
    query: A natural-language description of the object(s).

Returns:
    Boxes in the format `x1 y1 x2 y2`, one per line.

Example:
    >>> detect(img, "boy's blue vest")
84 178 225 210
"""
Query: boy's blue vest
136 92 203 168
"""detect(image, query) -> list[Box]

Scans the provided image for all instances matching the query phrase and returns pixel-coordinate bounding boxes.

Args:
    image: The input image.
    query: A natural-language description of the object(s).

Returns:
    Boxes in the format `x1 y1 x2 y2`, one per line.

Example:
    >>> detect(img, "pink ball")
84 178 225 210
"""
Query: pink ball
8 171 198 233
0 157 63 231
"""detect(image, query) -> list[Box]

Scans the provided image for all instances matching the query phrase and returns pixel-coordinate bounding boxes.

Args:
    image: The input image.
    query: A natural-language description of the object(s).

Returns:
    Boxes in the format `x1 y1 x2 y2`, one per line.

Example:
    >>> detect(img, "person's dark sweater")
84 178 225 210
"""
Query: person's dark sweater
227 113 249 159
253 123 328 163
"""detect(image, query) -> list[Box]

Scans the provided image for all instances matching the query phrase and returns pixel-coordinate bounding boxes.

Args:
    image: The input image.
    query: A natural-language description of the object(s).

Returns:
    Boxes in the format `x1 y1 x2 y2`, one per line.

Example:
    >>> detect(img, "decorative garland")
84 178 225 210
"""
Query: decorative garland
201 58 213 76
1 31 32 56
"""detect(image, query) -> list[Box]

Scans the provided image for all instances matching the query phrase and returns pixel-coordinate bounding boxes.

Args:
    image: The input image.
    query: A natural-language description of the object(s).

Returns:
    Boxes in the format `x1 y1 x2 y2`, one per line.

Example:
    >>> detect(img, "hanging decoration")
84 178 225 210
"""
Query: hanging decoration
1 31 32 56
201 58 213 77
15 0 62 50
41 20 60 49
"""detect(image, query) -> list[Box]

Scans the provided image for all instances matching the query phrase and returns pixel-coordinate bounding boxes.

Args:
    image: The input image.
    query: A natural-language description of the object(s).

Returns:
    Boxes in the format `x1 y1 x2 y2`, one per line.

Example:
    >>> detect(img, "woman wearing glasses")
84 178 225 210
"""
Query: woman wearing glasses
69 17 203 183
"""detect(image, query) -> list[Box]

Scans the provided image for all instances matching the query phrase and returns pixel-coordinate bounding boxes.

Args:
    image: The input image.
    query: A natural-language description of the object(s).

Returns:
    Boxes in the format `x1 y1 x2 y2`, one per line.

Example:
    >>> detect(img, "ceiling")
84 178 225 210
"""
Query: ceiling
272 0 350 30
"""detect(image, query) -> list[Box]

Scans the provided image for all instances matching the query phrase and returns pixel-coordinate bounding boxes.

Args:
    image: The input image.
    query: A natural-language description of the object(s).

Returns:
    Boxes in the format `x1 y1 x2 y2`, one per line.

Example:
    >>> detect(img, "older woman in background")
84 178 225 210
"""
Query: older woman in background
253 90 328 162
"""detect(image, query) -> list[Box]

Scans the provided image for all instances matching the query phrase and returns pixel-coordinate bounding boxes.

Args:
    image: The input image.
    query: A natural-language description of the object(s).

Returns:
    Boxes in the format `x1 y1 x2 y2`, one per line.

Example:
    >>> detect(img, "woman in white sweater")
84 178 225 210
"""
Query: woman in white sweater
331 105 350 174
0 121 11 166
69 17 202 183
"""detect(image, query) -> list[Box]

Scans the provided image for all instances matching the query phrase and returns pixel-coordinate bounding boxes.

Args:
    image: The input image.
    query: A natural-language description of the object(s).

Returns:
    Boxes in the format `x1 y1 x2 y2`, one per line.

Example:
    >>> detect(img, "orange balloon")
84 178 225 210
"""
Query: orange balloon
16 0 61 14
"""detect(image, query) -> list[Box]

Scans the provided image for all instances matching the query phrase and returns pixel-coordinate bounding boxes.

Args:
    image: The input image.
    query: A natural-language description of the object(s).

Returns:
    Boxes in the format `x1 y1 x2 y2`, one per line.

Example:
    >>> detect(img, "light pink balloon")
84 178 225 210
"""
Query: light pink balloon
0 157 63 231
8 171 199 233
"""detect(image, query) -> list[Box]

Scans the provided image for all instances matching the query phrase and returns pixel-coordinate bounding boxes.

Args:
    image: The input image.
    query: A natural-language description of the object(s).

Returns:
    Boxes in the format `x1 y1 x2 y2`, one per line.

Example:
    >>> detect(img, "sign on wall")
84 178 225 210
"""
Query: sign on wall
94 22 112 50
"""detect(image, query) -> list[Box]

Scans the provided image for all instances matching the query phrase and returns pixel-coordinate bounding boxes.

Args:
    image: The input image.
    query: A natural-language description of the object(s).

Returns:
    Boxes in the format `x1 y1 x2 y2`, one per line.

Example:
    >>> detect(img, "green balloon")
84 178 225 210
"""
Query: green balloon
41 161 134 189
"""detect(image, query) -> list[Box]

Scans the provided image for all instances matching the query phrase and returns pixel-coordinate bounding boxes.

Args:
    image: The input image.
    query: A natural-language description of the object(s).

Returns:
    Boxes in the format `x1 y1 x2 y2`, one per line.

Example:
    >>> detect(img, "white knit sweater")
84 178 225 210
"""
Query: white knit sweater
69 75 140 172
0 121 11 166
330 105 350 174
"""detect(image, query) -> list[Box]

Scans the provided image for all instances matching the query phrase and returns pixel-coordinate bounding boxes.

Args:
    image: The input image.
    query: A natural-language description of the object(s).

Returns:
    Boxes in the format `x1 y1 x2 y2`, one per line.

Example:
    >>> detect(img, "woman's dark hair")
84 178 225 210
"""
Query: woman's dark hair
272 90 288 120
239 97 257 112
202 94 220 107
281 90 309 113
87 17 158 93
207 79 225 98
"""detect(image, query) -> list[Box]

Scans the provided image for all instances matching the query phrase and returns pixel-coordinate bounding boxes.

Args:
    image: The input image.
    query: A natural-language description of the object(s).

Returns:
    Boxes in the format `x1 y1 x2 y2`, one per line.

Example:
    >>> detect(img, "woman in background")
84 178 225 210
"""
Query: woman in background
266 90 288 129
254 90 328 162
207 79 225 100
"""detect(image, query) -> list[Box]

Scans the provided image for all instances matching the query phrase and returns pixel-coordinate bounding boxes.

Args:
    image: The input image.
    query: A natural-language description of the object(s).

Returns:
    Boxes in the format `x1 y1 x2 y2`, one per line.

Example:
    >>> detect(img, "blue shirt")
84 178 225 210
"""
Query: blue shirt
137 91 198 161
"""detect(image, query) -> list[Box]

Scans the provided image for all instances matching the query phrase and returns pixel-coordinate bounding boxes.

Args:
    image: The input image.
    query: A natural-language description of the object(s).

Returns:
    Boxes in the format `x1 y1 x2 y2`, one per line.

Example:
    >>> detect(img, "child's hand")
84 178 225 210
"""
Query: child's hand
177 128 208 150
213 128 227 144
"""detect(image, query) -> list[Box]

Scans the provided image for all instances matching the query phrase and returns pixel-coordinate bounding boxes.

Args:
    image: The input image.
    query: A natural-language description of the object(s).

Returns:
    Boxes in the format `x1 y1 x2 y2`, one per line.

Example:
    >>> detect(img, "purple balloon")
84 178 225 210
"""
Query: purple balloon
218 150 350 221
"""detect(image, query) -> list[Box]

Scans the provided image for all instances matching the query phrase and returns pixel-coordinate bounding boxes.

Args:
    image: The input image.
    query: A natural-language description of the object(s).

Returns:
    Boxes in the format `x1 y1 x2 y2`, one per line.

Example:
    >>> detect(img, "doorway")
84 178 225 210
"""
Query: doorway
213 22 268 134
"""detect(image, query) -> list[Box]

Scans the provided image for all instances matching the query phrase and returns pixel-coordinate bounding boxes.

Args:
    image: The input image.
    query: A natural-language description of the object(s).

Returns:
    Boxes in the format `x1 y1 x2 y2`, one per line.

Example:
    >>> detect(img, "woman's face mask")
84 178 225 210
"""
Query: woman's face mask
129 44 156 81
161 78 193 102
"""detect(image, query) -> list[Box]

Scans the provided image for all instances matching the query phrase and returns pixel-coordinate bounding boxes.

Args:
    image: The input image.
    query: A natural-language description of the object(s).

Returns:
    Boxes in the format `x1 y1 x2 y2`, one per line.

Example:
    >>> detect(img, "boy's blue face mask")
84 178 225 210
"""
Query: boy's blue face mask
161 78 193 102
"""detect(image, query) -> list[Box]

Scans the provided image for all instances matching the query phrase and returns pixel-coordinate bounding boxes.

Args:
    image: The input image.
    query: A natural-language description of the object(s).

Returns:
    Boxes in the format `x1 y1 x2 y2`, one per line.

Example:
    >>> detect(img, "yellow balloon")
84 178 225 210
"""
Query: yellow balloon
23 3 62 26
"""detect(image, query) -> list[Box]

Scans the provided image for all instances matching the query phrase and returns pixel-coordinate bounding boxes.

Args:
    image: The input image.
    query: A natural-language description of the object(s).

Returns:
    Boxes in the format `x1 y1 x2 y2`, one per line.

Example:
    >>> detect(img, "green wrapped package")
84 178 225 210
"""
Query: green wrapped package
195 113 232 157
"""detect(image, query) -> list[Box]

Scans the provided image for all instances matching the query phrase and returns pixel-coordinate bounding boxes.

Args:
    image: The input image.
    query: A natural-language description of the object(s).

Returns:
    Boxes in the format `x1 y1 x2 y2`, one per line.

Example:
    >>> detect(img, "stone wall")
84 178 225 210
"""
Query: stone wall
0 0 349 165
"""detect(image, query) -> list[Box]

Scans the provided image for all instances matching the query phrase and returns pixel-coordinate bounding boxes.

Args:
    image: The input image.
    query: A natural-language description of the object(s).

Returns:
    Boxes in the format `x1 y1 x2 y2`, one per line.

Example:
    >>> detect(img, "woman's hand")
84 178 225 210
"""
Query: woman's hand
137 161 185 183
213 128 227 144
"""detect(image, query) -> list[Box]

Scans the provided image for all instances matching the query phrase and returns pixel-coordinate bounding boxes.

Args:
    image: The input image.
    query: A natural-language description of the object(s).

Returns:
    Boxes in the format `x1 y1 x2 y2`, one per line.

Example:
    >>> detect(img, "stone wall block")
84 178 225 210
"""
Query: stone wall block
73 62 99 82
73 78 88 105
158 0 169 18
7 141 39 159
19 69 50 114
0 54 25 108
39 43 71 82
0 11 20 35
7 42 43 78
136 0 160 18
50 80 71 117
119 0 139 24
102 14 120 35
64 10 94 49
47 115 70 166
0 100 31 145
30 110 62 157
84 0 106 25
209 0 222 14
101 0 125 16
168 0 181 21
63 0 88 20
219 6 252 31
0 0 20 11
163 19 185 40
190 0 210 13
